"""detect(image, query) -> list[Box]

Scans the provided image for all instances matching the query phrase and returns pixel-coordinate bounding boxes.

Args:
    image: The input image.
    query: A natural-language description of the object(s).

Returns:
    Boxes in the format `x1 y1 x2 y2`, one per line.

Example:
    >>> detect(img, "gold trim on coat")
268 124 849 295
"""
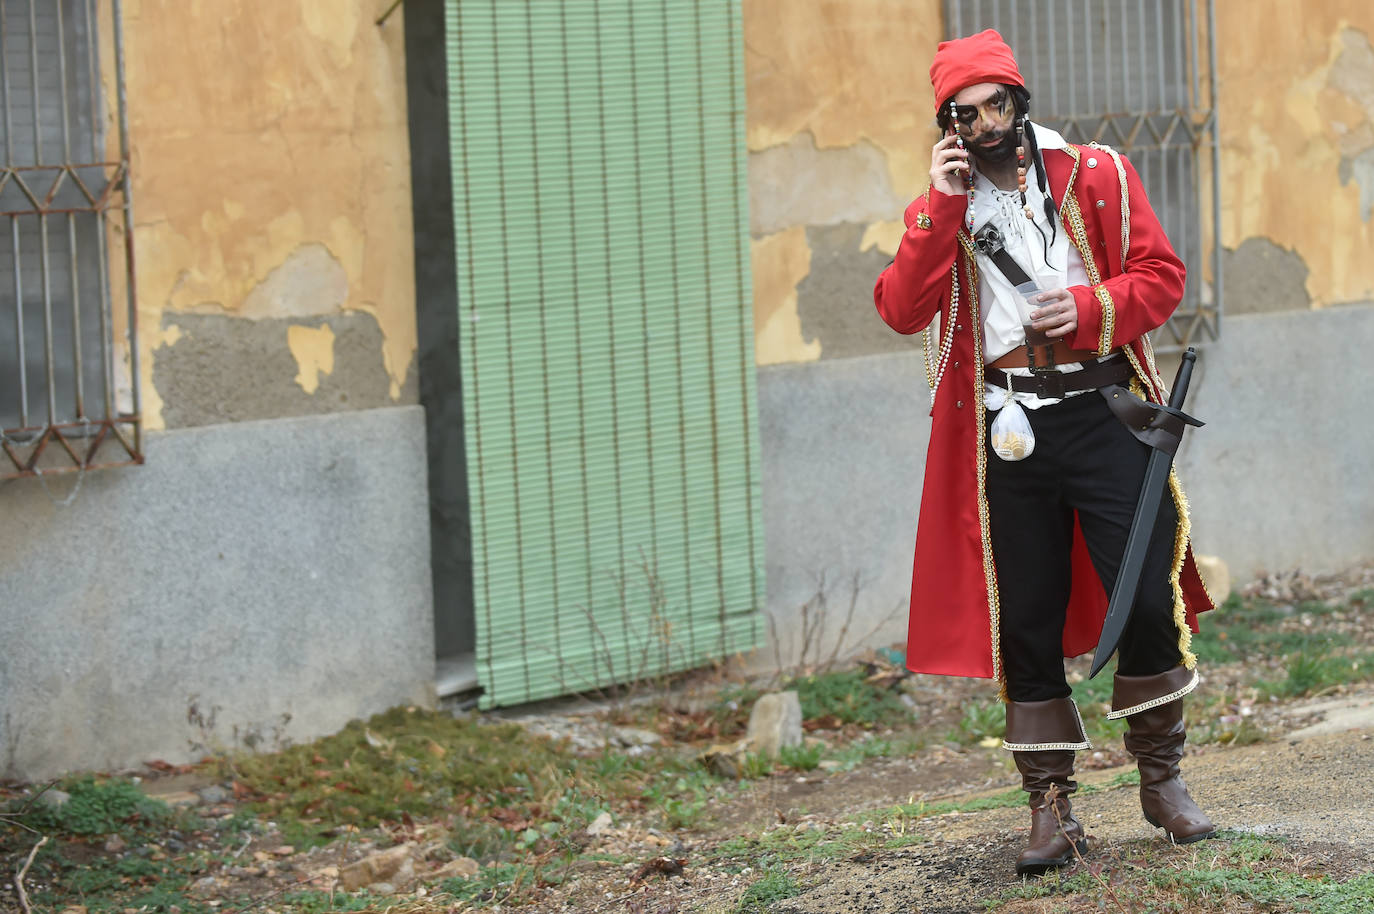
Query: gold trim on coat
958 232 1003 685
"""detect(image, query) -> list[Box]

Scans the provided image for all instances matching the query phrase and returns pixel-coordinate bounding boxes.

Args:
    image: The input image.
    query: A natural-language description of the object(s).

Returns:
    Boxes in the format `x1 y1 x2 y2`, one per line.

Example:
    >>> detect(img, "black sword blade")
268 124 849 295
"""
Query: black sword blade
1088 349 1199 679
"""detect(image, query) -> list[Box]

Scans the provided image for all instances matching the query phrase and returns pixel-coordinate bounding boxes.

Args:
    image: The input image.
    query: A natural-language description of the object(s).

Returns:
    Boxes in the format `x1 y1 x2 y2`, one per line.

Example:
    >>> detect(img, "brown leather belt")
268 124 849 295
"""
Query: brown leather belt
984 352 1133 399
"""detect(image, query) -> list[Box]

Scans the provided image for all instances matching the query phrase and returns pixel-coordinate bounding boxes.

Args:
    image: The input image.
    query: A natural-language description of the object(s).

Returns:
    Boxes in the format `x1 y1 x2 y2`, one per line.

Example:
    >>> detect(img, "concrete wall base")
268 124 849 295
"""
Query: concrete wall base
0 406 435 781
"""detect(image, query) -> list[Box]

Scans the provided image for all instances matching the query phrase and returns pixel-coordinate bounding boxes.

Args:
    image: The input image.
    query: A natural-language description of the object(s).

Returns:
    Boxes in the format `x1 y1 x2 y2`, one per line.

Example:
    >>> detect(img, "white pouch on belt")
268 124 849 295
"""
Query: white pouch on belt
987 374 1035 461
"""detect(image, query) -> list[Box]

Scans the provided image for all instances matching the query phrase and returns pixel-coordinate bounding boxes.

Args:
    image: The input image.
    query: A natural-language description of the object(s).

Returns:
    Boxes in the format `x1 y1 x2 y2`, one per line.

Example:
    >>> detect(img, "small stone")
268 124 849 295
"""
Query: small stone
745 691 803 757
586 811 614 836
700 742 746 778
369 882 397 895
271 845 295 856
38 788 73 810
432 857 480 880
196 785 231 805
341 844 415 892
1194 554 1232 605
103 834 128 853
611 727 662 748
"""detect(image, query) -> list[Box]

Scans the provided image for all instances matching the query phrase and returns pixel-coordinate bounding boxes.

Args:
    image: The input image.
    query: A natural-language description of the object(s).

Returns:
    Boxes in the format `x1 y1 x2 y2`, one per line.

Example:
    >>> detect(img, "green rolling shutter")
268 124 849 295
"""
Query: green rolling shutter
445 0 763 708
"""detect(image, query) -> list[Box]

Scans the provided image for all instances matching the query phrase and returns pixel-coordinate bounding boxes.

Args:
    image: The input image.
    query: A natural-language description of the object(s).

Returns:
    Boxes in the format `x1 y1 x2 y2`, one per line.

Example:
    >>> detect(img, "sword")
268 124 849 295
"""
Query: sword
1088 348 1204 679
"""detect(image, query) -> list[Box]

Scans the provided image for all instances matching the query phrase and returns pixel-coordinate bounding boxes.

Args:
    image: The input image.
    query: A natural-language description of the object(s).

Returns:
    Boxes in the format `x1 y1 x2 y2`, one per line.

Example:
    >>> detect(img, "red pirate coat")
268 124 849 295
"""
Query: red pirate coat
873 142 1215 681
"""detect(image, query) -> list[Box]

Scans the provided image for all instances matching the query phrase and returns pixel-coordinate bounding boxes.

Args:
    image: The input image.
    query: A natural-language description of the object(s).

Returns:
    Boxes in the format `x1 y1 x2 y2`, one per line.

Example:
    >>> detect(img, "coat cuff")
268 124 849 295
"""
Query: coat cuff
1068 284 1114 354
908 187 970 234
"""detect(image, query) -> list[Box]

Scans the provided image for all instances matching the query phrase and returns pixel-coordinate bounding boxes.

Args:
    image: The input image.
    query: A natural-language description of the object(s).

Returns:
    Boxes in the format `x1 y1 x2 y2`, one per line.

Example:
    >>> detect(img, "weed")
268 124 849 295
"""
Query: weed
871 787 1025 826
778 742 823 772
712 824 885 871
827 734 922 771
1150 863 1374 912
645 773 716 830
276 890 386 912
955 698 1005 742
15 776 171 836
737 868 802 912
1260 649 1373 699
442 860 539 904
1106 769 1141 789
789 668 912 727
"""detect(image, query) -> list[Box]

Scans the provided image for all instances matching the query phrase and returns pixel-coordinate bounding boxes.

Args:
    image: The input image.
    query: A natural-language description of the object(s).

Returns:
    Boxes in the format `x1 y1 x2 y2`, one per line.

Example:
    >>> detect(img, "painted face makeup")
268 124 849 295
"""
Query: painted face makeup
950 87 1013 133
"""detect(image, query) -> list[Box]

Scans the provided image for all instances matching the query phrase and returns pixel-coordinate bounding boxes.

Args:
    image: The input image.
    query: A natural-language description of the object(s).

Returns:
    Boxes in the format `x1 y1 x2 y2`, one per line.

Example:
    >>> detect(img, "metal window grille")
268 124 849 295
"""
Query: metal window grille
1 0 140 480
946 0 1222 350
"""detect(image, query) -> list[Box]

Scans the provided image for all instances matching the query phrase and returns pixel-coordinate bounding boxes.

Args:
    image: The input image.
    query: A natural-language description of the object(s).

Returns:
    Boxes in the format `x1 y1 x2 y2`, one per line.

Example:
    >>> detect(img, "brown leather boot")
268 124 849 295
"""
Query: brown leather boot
1005 698 1092 876
1012 750 1087 876
1112 666 1216 844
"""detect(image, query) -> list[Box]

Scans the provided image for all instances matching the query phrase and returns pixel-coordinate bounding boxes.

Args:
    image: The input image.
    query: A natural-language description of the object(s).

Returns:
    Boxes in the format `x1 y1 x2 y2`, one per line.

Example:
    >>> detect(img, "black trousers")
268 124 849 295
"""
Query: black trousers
985 389 1184 703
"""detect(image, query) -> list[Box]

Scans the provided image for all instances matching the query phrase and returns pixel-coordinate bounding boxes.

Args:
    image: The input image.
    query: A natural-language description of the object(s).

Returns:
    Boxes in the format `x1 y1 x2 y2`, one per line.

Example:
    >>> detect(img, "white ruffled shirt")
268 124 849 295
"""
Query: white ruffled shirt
969 123 1098 408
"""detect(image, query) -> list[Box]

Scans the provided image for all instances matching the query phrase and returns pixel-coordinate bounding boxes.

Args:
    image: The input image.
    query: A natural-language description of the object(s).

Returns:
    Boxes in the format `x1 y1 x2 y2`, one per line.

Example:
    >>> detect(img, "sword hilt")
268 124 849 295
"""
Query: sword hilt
1167 348 1197 411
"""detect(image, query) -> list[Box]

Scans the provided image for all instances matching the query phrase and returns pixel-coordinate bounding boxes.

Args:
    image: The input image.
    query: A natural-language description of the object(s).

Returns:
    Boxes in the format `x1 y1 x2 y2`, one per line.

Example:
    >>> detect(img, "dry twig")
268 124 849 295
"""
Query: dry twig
13 834 49 914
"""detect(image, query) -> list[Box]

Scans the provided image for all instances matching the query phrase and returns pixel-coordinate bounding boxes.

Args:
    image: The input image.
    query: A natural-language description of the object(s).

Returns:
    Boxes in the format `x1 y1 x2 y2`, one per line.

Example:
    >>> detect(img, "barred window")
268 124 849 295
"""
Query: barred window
945 0 1222 349
1 0 140 480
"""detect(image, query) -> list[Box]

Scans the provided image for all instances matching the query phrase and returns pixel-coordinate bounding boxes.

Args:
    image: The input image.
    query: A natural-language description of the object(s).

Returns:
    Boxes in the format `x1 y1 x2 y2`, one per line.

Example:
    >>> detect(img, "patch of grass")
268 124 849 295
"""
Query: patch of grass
871 787 1026 826
441 860 551 905
1105 769 1141 789
1150 862 1374 912
643 771 719 831
1258 650 1374 699
713 824 882 869
221 708 576 829
14 776 173 836
275 890 387 913
827 734 922 771
778 742 824 772
788 669 912 727
2 778 226 914
737 868 803 912
986 832 1374 914
955 698 1005 743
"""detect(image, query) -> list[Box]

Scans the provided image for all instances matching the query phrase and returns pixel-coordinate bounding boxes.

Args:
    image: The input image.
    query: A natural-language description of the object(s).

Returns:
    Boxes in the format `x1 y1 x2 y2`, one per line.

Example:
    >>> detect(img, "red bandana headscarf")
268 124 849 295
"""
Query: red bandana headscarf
928 29 1026 112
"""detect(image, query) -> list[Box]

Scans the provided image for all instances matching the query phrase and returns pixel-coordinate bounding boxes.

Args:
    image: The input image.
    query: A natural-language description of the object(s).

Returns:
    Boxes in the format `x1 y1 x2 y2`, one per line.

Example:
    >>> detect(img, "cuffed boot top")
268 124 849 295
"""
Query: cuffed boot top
1005 698 1090 876
1112 665 1217 844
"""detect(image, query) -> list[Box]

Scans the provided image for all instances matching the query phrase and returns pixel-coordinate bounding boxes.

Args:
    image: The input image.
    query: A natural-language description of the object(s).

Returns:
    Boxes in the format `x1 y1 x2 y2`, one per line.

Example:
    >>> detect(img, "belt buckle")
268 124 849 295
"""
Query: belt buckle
1031 369 1066 399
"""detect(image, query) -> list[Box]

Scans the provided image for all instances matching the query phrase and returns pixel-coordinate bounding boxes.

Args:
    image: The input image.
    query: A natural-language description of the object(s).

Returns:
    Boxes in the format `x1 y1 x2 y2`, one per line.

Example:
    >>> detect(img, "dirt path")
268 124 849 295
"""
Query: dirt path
774 692 1374 913
561 688 1374 914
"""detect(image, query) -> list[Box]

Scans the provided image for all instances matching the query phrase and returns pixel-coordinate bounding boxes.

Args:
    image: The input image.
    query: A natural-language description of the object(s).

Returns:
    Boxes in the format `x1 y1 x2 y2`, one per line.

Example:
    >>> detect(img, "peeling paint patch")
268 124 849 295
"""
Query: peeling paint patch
1329 28 1374 223
749 132 903 236
1221 238 1312 314
240 244 350 320
1328 27 1374 116
860 220 905 258
751 227 818 366
154 312 415 430
796 223 920 361
1340 149 1374 222
126 1 416 430
288 323 337 394
155 323 184 350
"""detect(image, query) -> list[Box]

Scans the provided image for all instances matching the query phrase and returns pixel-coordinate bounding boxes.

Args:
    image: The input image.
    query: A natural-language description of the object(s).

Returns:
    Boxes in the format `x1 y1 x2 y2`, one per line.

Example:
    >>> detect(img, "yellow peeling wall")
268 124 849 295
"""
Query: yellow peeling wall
121 0 416 428
1217 4 1374 307
744 0 943 366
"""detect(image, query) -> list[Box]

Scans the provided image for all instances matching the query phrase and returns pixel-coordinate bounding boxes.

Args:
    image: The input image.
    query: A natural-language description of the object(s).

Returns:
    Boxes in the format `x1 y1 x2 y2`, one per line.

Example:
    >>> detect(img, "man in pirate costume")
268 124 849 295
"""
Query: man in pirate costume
873 30 1217 876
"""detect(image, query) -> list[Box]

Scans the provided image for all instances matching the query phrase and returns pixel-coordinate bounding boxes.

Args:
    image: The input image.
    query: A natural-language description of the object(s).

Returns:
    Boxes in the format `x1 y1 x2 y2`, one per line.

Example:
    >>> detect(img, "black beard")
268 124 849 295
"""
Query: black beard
967 130 1017 164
